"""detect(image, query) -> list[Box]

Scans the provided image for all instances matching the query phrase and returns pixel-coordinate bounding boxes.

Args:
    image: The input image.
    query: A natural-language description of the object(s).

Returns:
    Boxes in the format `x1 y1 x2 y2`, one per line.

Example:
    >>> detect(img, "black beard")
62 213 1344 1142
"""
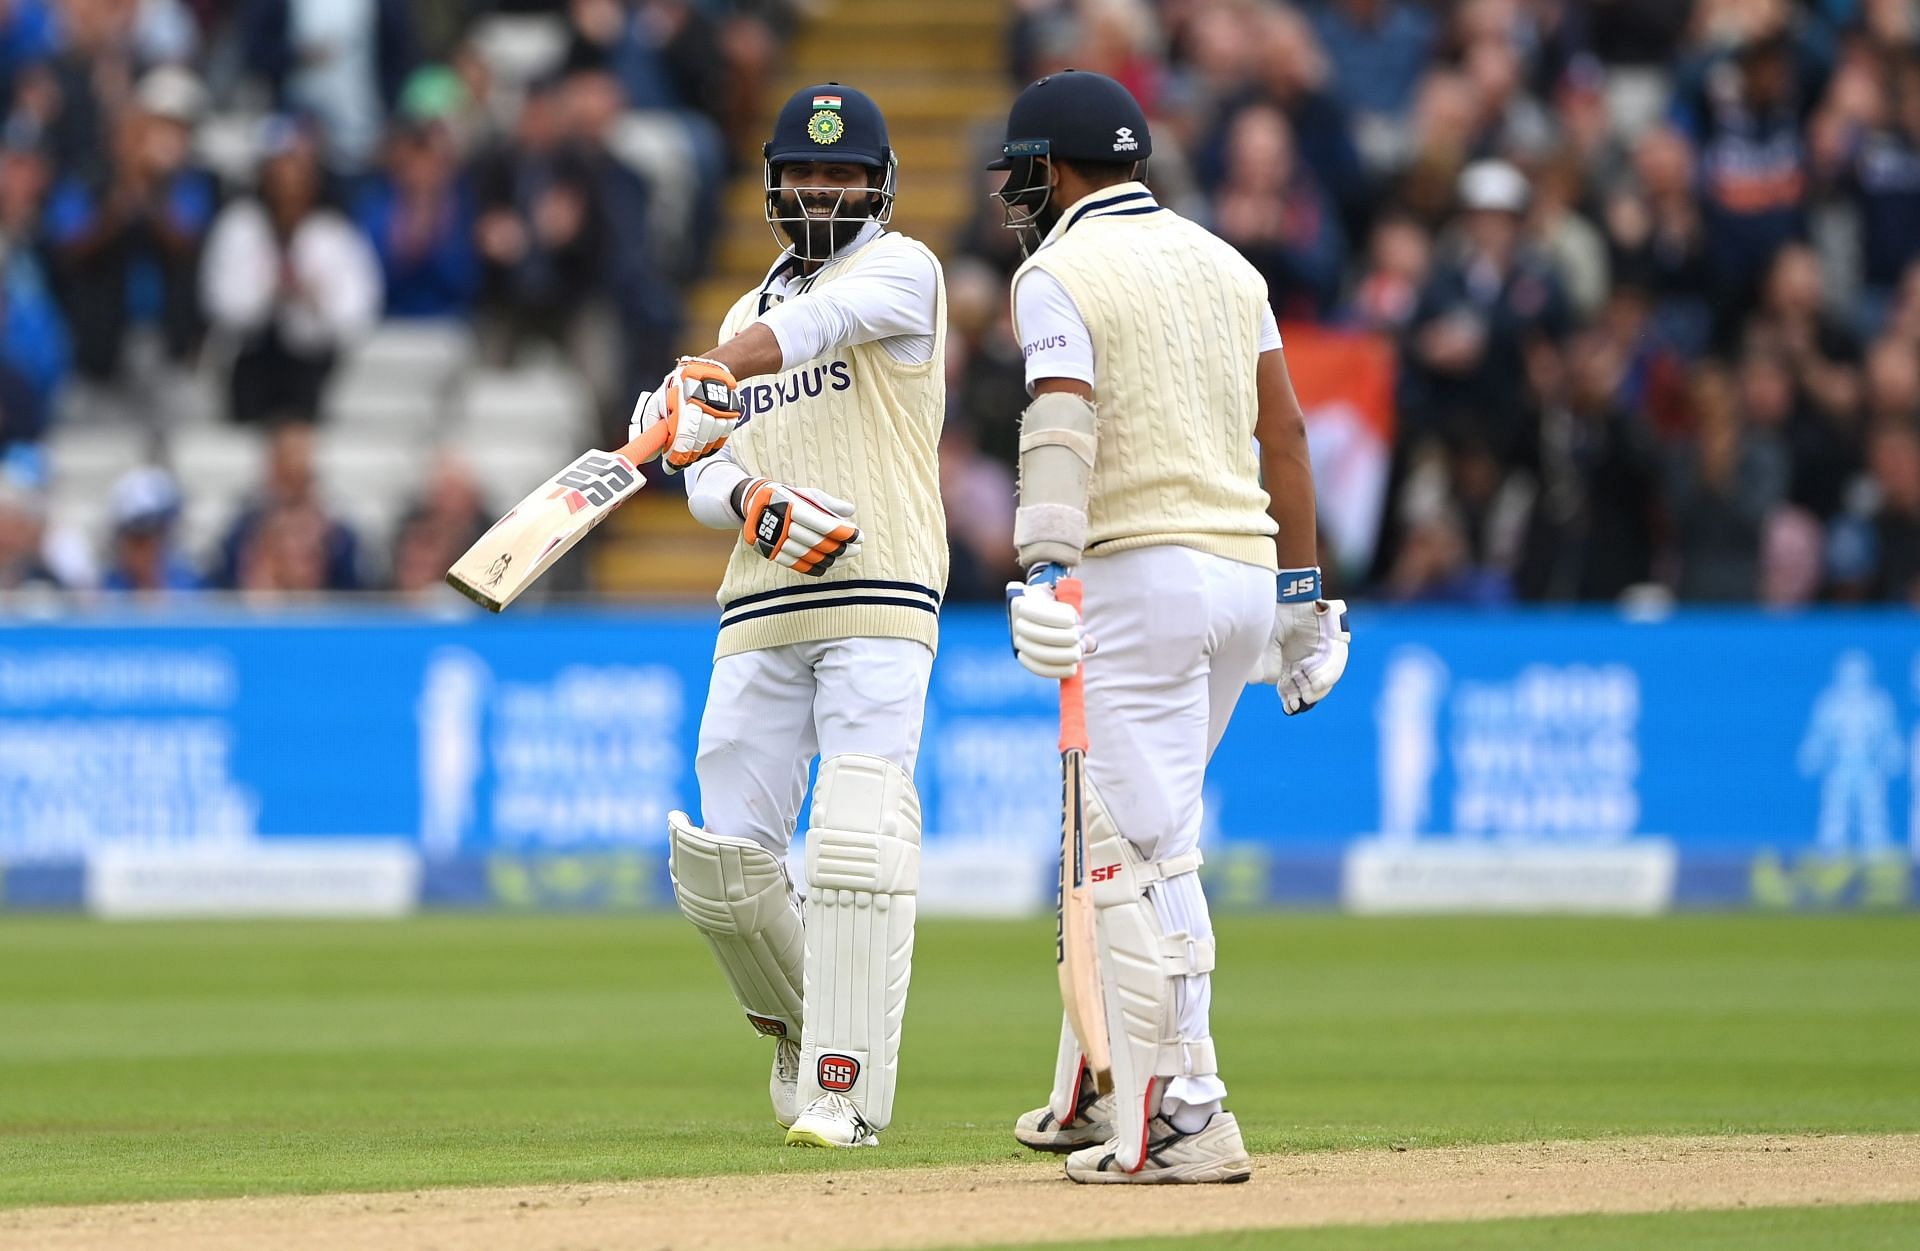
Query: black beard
777 212 870 258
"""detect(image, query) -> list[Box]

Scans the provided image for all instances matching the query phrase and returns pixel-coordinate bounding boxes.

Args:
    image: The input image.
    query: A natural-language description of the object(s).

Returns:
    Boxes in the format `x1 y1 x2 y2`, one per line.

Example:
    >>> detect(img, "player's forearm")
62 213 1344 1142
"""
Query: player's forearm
703 323 785 381
1254 350 1319 570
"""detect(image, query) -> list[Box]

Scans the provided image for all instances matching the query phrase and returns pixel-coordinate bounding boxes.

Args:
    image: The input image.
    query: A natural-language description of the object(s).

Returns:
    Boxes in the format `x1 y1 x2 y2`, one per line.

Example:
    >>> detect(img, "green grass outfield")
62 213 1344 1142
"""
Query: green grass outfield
1 914 1917 1209
946 1203 1920 1251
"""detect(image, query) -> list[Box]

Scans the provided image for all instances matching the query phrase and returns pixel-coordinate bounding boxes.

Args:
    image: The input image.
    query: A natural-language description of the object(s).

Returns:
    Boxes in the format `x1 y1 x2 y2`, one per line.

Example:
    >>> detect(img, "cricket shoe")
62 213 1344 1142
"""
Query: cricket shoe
1064 1111 1253 1184
1014 1078 1114 1153
784 1093 879 1148
771 1038 802 1128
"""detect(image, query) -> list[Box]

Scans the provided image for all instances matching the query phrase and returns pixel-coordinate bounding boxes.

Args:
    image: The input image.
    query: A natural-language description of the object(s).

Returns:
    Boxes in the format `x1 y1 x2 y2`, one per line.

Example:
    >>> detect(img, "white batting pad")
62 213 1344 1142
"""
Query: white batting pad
1086 803 1217 1173
1047 1013 1091 1125
801 753 921 1130
668 811 805 1041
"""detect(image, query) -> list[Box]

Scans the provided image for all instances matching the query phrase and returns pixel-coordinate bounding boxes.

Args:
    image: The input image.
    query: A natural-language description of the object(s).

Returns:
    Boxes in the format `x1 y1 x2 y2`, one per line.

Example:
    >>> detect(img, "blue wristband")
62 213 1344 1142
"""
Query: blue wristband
1277 567 1321 603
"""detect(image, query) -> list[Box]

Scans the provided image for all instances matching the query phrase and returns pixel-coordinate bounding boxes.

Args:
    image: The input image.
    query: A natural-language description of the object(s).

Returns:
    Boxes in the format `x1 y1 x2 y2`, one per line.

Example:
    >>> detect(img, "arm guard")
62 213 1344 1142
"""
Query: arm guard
1014 390 1098 569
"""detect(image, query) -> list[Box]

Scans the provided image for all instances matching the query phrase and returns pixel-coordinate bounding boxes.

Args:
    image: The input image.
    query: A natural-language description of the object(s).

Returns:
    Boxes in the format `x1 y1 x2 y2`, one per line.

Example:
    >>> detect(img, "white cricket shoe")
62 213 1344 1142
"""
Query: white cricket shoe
1014 1082 1114 1153
771 1038 802 1128
1064 1111 1253 1184
784 1093 879 1148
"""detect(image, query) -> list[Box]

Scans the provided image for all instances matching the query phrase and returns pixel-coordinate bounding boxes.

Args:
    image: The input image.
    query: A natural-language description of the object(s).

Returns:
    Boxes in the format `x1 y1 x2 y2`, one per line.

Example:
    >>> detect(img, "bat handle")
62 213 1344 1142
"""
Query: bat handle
1057 577 1089 754
615 419 675 467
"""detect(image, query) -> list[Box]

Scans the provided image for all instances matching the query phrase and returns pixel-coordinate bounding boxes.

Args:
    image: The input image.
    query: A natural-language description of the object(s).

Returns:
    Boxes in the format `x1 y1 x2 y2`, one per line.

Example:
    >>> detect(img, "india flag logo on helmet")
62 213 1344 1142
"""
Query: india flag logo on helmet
812 94 843 109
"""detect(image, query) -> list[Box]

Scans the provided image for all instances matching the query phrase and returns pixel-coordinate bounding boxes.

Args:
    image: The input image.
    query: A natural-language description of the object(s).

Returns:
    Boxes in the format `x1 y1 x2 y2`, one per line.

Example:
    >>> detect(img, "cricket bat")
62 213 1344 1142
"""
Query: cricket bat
446 422 671 612
1054 578 1112 1077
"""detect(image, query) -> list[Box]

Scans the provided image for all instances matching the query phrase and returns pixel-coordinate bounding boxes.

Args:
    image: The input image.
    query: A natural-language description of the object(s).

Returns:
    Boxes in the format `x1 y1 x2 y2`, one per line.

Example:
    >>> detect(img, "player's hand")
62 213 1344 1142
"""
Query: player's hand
738 478 862 575
1005 564 1090 680
631 356 741 473
1253 568 1350 714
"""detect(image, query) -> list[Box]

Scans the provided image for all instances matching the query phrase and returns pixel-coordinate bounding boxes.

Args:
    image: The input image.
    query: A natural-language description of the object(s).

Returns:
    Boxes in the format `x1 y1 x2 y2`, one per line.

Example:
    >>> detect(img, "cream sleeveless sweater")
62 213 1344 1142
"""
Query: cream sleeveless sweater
711 232 949 659
1013 184 1278 571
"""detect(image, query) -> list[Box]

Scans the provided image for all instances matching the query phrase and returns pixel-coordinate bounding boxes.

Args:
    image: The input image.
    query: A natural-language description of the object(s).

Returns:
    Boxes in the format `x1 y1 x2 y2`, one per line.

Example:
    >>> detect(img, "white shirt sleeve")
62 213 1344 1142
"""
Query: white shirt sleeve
754 239 939 368
1012 267 1096 393
1258 304 1282 353
682 444 752 531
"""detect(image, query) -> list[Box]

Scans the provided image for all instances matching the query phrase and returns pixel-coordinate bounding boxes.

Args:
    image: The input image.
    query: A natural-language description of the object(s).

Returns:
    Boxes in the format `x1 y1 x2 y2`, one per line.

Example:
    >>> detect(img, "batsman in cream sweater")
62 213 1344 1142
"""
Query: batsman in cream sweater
992 72 1353 1184
637 83 947 1151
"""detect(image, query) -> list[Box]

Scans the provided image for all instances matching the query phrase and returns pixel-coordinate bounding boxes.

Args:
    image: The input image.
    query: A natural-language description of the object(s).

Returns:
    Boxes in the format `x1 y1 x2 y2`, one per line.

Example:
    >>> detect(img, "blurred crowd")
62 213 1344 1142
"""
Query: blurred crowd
0 0 798 599
3 0 1919 611
938 0 1920 607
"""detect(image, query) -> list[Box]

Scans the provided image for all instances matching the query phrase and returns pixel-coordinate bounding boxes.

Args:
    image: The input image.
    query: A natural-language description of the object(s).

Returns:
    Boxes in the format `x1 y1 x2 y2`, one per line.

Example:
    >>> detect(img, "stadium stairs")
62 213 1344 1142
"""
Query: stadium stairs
591 0 1007 598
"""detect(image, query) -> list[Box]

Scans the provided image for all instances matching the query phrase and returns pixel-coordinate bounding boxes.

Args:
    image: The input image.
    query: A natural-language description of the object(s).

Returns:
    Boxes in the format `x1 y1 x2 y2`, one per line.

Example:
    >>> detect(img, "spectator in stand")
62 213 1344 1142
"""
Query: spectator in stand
1518 329 1661 601
352 111 477 318
1310 0 1436 165
1403 159 1569 462
0 463 62 590
0 121 69 411
101 465 199 593
26 0 138 184
1668 364 1790 601
1864 333 1920 426
943 257 1025 470
469 75 607 381
1669 27 1821 348
1343 209 1430 332
938 418 1016 604
1211 100 1344 318
42 66 214 391
1243 5 1366 233
388 453 486 597
1866 419 1920 603
557 42 675 434
1828 46 1920 335
1529 152 1610 320
215 420 360 590
235 499 333 596
1750 241 1861 424
1605 125 1712 356
237 0 419 175
201 116 383 424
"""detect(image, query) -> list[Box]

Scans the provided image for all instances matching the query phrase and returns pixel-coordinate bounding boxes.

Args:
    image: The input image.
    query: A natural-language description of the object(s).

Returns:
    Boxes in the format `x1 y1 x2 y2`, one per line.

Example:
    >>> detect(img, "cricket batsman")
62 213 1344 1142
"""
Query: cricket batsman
639 82 947 1149
992 71 1351 1183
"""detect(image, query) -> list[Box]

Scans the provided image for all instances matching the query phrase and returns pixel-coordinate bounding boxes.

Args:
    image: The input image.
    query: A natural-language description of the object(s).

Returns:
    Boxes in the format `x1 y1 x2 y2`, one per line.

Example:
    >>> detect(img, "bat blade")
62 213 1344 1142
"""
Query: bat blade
1058 744 1112 1075
1051 576 1111 1076
446 449 646 611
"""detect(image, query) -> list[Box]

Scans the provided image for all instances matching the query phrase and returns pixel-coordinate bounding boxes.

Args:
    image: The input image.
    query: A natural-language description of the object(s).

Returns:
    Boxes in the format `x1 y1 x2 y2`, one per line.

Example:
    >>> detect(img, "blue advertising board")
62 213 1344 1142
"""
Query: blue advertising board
0 607 1913 911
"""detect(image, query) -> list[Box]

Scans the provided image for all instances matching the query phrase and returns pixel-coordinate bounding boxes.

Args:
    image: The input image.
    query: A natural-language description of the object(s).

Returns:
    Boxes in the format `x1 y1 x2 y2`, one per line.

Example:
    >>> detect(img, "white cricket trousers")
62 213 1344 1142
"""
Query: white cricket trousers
1077 544 1274 1113
696 637 934 854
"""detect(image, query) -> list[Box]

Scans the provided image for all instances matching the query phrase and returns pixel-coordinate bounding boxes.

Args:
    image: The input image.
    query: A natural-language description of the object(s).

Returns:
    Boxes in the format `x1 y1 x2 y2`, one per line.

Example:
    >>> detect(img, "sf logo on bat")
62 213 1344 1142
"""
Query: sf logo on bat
555 455 635 507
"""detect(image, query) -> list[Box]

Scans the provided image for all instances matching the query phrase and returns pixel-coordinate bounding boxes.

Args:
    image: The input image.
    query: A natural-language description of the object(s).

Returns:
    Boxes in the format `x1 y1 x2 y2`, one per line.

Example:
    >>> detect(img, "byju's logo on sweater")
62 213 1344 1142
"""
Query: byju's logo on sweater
738 359 854 421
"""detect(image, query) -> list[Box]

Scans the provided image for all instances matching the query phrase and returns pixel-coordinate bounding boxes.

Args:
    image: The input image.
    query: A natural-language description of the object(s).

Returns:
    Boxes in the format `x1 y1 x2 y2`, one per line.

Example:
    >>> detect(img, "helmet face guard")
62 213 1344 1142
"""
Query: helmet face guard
992 139 1052 256
764 152 898 262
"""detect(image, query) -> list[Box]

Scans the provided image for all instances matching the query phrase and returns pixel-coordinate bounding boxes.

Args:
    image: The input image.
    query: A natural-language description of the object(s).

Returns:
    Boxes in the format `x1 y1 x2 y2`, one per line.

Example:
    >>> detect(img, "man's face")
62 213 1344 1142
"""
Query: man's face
775 161 879 257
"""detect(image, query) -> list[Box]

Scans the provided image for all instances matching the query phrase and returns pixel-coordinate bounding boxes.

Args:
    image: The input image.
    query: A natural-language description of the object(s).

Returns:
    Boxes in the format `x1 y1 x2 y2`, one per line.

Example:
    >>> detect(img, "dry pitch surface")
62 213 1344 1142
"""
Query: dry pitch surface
6 1133 1917 1251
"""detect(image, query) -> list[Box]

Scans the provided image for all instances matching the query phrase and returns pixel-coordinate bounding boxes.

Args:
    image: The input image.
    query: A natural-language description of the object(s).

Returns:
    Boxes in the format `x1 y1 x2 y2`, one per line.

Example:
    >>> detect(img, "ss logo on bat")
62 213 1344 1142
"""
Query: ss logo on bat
556 455 634 507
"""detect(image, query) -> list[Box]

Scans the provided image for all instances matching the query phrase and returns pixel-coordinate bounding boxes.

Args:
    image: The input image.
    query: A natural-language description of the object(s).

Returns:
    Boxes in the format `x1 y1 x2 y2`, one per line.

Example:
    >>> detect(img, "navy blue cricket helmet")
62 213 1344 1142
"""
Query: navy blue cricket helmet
988 69 1151 171
989 70 1149 249
764 82 897 260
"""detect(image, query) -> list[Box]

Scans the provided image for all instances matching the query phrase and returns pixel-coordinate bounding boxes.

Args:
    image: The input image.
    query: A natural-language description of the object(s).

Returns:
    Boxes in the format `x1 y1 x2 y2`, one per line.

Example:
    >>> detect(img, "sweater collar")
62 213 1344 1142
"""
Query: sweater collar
1038 181 1161 250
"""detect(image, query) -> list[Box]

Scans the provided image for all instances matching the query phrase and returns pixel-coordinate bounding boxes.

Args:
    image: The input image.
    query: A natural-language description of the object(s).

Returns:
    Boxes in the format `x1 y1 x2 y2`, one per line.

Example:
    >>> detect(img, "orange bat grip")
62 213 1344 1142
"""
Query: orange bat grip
615 418 674 466
1057 577 1089 754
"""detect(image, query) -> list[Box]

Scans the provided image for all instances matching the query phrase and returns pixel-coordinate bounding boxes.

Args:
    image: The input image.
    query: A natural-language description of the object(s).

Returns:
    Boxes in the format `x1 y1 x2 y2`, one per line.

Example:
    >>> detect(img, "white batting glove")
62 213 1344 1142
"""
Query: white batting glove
1005 564 1089 680
631 356 741 473
736 477 862 576
1253 567 1351 714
